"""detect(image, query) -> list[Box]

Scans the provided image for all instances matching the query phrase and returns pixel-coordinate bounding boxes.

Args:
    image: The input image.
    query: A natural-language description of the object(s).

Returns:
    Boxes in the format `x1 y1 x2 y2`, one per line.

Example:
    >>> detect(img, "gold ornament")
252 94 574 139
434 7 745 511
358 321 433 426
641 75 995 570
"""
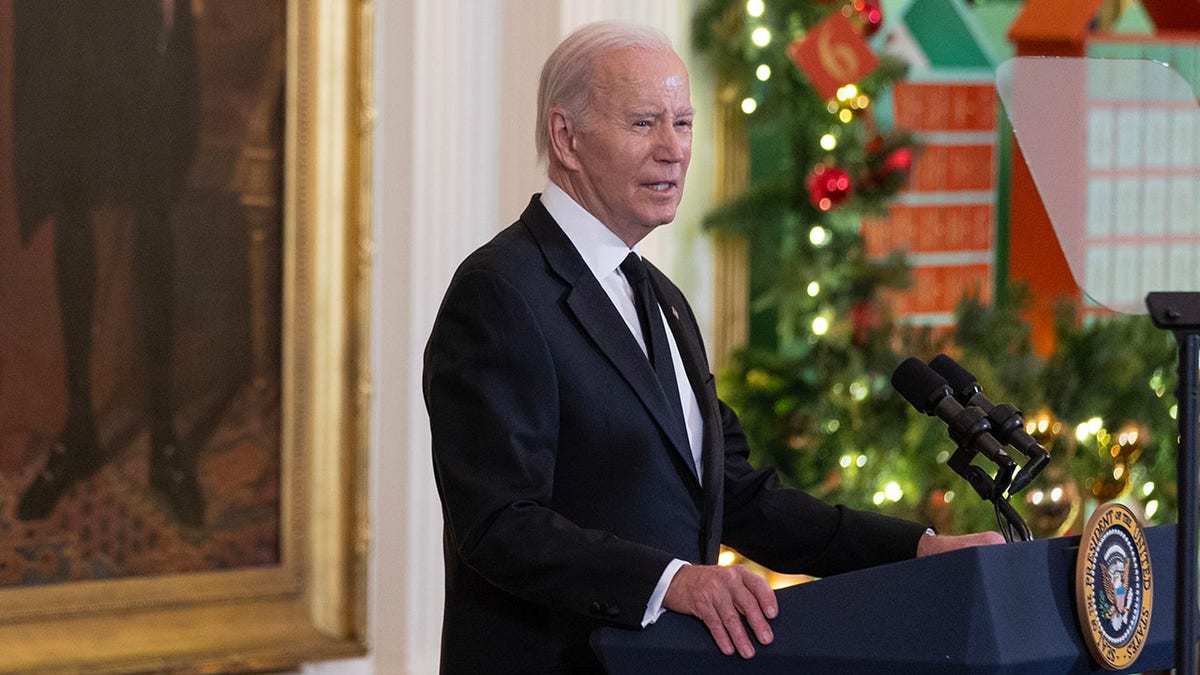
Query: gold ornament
1090 463 1131 502
1023 463 1082 538
1109 424 1144 464
1024 409 1064 453
1090 423 1144 503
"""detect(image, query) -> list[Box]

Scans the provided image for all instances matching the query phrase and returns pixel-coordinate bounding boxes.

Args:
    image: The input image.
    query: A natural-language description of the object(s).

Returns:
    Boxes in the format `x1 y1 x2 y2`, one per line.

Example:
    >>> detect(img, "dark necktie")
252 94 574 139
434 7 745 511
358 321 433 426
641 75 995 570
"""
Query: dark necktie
620 253 686 433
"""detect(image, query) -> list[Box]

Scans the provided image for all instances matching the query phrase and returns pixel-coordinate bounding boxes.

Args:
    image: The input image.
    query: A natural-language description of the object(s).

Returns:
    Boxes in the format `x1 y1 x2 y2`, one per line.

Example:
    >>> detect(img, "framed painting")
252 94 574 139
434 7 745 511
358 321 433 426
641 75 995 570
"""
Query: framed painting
0 0 370 671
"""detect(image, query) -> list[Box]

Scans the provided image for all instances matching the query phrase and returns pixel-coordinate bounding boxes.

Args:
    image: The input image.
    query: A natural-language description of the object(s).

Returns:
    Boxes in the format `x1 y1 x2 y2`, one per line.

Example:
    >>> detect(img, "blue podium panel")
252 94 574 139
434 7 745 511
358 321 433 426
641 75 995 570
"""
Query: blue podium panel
593 526 1183 674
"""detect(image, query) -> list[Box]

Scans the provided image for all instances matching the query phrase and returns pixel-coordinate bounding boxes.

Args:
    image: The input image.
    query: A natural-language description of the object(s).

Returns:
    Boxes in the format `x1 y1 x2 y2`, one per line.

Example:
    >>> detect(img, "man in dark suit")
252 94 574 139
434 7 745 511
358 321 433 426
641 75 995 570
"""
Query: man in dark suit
13 0 203 526
424 21 1002 674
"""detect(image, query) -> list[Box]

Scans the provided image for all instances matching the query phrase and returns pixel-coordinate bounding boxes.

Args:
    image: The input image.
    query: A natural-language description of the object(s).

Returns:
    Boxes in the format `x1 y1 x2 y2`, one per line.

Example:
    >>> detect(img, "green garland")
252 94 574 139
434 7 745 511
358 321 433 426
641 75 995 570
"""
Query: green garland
718 295 1179 536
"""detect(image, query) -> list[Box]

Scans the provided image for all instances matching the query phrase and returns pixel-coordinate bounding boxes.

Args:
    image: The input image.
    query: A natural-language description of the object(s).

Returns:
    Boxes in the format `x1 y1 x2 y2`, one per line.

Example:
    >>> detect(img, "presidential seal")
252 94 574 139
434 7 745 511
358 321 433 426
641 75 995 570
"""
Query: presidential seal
1075 502 1153 670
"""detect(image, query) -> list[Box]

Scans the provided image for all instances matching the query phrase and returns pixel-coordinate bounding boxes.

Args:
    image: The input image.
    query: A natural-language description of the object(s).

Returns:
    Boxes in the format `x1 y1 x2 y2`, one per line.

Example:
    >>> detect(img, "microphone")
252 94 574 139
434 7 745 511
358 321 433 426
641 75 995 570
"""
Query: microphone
928 354 1050 494
890 358 1016 494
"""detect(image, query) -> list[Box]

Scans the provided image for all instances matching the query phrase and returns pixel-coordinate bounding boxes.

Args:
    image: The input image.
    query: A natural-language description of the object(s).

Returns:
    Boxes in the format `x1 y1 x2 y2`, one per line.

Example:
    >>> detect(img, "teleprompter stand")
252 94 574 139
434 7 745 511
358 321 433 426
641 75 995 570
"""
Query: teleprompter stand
1145 291 1200 675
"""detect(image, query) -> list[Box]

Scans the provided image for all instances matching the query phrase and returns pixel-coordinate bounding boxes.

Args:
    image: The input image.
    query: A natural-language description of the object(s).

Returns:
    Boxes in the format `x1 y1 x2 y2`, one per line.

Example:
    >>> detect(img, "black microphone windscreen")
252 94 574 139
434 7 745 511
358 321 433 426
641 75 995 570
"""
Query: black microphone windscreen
891 358 948 413
929 354 977 393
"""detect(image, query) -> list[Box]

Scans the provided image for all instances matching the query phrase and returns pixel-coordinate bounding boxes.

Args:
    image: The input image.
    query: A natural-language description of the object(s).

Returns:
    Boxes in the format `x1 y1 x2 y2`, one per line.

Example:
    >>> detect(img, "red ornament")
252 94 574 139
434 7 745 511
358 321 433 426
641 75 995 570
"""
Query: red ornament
882 147 913 174
849 300 879 345
805 164 853 211
849 0 884 37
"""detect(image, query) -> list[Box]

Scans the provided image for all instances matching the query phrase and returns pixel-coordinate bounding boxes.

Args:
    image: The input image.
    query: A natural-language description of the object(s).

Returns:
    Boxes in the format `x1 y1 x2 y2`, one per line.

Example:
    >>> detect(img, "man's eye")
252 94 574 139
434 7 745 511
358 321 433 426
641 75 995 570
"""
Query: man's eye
633 120 651 128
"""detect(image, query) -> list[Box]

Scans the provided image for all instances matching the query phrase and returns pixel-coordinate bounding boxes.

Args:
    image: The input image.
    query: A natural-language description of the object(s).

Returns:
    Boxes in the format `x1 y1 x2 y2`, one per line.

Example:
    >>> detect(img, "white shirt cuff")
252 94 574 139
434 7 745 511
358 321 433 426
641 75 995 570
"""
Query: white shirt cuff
642 558 689 627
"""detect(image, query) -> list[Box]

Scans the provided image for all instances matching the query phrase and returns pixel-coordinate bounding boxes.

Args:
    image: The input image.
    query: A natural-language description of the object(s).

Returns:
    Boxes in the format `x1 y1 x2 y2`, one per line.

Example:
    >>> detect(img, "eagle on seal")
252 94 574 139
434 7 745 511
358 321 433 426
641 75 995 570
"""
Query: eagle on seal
1102 548 1131 630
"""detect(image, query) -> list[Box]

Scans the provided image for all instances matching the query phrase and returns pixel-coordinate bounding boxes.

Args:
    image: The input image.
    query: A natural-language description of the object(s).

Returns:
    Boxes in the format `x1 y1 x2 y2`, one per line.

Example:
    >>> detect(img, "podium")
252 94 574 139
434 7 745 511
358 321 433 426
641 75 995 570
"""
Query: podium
593 525 1189 674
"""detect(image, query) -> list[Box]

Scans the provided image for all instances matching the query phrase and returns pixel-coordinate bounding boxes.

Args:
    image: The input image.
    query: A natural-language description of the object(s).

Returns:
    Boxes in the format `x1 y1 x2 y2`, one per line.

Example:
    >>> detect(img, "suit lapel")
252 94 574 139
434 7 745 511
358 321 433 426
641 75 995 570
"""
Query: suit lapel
521 198 697 483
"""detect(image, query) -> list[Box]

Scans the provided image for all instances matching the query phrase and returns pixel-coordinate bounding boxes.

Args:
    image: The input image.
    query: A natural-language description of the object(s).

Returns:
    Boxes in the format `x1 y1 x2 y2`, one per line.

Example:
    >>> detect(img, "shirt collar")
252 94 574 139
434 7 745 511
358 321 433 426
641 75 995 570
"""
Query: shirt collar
540 181 637 281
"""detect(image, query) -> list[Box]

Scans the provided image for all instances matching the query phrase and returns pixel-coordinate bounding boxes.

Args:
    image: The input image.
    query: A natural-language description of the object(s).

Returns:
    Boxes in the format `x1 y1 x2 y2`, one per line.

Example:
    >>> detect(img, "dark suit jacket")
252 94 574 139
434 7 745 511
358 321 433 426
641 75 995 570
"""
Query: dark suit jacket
424 195 926 674
13 0 198 240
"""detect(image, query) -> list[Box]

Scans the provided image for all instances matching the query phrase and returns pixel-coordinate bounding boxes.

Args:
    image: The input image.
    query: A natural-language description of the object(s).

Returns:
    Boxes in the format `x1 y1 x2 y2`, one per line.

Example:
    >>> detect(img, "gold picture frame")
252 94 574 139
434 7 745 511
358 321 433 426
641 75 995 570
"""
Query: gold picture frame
0 0 372 671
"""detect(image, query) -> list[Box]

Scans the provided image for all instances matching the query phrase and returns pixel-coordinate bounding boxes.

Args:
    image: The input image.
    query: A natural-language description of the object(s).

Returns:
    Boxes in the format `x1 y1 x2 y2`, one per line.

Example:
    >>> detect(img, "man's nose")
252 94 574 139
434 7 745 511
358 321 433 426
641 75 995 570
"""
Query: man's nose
655 125 685 163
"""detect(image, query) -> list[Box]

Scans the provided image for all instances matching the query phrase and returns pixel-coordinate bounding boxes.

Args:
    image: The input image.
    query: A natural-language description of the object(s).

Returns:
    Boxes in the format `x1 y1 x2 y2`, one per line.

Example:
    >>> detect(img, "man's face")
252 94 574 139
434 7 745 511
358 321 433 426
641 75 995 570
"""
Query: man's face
566 48 693 246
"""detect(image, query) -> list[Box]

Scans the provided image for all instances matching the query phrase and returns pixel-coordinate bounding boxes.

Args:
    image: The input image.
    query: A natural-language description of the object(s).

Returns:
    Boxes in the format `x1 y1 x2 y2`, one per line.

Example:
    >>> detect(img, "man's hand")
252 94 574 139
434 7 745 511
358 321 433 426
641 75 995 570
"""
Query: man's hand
916 531 1006 557
662 564 777 659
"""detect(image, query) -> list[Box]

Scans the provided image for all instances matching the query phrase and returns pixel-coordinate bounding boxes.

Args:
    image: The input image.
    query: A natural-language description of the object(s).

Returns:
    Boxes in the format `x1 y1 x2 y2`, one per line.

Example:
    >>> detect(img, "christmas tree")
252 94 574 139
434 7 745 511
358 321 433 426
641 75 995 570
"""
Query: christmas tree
692 0 1179 552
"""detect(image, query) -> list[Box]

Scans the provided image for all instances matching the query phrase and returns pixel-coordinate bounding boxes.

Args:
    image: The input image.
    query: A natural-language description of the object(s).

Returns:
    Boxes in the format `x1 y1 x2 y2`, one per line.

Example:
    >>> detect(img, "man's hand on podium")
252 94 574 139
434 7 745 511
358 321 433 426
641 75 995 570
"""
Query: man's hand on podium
916 531 1006 557
662 533 1002 659
663 563 777 659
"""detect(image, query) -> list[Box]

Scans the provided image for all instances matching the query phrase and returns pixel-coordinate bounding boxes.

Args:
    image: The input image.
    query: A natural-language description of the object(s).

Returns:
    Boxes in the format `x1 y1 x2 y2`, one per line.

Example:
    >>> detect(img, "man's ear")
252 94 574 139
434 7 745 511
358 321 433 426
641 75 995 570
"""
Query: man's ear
548 107 582 172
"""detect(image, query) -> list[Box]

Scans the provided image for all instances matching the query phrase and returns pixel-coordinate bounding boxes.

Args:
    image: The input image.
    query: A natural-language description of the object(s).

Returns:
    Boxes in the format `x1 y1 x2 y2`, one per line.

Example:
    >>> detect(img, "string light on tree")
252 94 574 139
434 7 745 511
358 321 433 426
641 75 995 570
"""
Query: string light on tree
830 84 860 122
1075 416 1104 442
883 481 903 502
1150 368 1167 398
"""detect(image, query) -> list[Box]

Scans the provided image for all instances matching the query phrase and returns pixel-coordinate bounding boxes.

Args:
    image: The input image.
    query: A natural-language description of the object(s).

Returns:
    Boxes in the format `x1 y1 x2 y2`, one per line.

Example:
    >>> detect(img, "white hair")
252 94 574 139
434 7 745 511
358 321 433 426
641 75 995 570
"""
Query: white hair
535 21 675 162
